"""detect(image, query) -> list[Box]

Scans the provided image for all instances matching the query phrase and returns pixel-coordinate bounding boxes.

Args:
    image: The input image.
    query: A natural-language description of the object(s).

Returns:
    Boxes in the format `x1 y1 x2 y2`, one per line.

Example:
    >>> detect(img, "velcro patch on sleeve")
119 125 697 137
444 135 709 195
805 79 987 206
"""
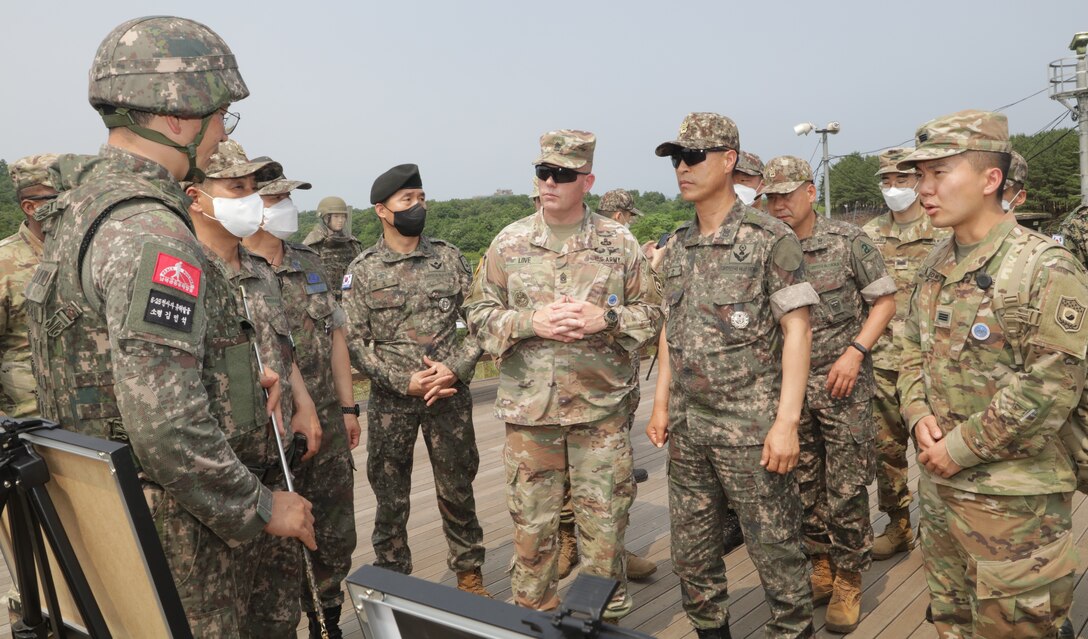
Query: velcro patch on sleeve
143 290 195 333
151 252 202 297
342 273 353 290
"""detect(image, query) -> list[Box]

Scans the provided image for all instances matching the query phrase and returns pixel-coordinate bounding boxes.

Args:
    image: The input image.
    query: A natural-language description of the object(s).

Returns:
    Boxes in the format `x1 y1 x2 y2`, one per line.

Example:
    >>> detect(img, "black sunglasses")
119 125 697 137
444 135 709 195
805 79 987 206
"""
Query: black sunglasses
535 164 589 184
669 147 732 169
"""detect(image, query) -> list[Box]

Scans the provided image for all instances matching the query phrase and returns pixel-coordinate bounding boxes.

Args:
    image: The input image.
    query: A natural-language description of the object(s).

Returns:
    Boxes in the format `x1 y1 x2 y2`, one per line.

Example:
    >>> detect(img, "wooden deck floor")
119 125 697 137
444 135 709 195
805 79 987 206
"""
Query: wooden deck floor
2 369 1086 637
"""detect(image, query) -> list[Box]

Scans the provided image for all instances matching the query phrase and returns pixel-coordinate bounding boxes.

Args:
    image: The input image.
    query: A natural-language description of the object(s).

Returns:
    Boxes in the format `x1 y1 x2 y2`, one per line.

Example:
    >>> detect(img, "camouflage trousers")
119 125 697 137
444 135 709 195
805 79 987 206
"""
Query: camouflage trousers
918 475 1077 638
504 411 635 610
366 391 484 574
796 400 875 573
144 483 245 637
667 433 813 638
295 403 357 610
872 367 912 512
559 411 636 527
236 529 302 638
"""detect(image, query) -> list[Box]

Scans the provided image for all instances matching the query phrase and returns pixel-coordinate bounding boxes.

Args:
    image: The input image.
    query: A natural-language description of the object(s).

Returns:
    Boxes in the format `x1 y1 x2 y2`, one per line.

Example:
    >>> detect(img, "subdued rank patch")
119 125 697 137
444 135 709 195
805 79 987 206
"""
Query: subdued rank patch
894 258 909 270
1056 296 1086 333
143 290 195 333
607 293 619 307
151 252 201 297
438 297 452 312
935 306 952 328
513 290 530 308
733 243 751 262
971 322 990 341
730 310 750 328
305 271 328 295
342 273 353 290
431 260 442 269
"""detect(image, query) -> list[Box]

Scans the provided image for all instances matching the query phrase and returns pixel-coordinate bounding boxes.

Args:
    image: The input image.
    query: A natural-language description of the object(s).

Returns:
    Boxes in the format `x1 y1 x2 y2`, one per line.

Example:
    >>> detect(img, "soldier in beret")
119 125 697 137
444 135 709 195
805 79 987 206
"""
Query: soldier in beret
466 131 663 619
341 164 490 597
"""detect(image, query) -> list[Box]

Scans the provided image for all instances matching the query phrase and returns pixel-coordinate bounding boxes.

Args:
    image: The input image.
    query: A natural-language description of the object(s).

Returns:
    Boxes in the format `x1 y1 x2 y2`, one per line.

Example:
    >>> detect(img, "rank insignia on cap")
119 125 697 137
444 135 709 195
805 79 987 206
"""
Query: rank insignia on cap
607 294 619 307
152 253 202 297
971 322 990 341
342 273 353 290
1056 296 1086 333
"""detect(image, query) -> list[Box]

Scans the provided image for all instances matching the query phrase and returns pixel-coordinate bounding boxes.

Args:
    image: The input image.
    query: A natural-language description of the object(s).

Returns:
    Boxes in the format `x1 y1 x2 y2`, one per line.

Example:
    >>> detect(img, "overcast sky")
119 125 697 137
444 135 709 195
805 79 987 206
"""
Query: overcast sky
4 1 1087 211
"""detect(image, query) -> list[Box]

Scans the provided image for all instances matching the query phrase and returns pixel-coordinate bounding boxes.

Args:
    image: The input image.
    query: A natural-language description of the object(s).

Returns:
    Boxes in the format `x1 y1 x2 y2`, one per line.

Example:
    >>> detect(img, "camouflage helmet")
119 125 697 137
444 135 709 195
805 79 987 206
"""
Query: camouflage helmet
1007 150 1028 186
318 196 349 217
89 16 248 117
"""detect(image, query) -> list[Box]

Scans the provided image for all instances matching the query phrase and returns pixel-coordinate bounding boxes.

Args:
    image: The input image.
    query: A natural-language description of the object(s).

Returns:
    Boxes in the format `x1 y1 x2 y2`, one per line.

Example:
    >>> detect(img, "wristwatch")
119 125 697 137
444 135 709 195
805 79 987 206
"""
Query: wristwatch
604 309 619 331
849 341 869 356
342 404 360 417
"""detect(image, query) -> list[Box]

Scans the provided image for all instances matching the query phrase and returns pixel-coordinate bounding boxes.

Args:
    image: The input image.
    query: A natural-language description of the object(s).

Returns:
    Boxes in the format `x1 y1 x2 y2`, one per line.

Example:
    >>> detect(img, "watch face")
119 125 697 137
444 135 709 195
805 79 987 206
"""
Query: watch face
606 309 618 325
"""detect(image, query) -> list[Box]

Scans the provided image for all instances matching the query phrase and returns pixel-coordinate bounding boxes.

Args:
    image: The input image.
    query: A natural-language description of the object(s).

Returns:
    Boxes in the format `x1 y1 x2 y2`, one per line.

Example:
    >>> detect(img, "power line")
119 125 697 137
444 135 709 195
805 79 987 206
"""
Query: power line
1018 111 1071 159
1026 128 1075 162
807 138 822 167
993 86 1051 112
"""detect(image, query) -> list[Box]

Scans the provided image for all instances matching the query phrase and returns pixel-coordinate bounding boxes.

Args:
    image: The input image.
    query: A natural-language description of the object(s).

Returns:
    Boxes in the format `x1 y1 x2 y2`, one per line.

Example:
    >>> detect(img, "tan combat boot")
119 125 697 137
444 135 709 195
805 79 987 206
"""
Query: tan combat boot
872 508 914 560
557 521 579 579
625 550 657 580
810 554 834 607
456 567 493 598
825 570 862 633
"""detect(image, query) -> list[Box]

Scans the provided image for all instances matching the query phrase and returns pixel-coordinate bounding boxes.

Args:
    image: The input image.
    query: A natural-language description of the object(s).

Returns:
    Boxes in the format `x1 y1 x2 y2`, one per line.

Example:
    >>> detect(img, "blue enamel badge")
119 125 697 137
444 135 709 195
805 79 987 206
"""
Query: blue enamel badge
607 294 619 307
971 322 990 341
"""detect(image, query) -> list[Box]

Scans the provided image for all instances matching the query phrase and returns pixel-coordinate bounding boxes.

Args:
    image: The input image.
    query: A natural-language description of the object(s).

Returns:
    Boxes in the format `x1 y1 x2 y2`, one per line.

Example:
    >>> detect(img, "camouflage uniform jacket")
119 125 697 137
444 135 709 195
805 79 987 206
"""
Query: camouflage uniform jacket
465 206 664 426
662 201 819 445
342 235 481 412
898 218 1088 495
863 211 948 370
0 222 43 416
1057 204 1088 270
801 215 896 408
25 146 272 545
303 225 362 293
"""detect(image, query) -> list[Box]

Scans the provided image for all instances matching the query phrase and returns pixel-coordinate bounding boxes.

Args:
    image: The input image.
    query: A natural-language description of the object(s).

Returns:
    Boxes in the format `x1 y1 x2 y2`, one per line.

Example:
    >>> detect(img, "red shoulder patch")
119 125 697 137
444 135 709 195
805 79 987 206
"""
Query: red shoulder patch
151 252 202 297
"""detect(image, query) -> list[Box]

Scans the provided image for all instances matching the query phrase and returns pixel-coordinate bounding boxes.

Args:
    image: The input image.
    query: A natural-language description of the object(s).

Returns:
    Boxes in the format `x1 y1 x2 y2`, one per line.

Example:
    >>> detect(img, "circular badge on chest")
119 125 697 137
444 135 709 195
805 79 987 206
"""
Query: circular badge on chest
730 311 750 329
438 297 453 312
971 322 990 341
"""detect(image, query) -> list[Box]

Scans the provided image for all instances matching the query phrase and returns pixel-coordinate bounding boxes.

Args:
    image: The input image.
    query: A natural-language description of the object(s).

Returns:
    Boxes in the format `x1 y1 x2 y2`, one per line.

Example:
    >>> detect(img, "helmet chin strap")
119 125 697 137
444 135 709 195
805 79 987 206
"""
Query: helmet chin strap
98 107 214 181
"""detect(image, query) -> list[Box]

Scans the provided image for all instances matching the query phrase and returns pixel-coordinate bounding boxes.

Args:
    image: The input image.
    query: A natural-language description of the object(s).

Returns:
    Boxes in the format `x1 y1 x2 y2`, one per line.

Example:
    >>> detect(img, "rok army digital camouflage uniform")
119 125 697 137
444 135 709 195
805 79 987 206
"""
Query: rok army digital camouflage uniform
341 164 490 594
762 155 896 633
0 155 57 417
898 110 1085 638
24 17 303 636
862 148 948 560
653 113 819 639
465 130 663 616
303 196 362 297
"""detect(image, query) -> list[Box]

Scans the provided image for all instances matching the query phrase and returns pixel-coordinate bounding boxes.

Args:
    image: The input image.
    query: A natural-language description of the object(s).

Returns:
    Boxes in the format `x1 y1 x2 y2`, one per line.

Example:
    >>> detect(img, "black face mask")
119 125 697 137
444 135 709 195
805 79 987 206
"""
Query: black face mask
389 202 426 237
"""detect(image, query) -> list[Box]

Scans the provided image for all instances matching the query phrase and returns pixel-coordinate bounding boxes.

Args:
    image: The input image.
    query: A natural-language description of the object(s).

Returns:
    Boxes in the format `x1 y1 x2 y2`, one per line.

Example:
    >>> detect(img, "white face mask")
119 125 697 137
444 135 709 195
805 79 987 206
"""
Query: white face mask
1001 190 1022 213
262 199 299 240
734 184 758 206
201 191 264 238
881 186 917 212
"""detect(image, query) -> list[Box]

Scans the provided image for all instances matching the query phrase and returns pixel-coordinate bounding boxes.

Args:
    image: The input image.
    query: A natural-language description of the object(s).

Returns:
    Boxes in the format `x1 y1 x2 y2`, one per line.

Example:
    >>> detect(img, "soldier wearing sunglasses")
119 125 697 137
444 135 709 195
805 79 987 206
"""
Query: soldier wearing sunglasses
465 130 663 620
646 112 819 639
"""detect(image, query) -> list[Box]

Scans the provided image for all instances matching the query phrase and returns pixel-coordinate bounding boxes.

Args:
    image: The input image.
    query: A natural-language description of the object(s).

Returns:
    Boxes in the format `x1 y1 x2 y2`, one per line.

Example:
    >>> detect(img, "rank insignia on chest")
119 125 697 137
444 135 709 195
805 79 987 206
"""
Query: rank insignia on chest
894 258 909 270
430 260 443 269
1056 296 1086 333
513 291 530 308
934 306 952 328
438 297 453 312
601 238 612 246
730 311 750 329
733 243 751 262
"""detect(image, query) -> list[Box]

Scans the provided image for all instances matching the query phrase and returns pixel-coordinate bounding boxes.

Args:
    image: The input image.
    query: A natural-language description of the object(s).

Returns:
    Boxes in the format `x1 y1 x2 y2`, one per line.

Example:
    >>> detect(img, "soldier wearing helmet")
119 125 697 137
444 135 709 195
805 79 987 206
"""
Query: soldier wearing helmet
25 16 315 635
303 196 362 298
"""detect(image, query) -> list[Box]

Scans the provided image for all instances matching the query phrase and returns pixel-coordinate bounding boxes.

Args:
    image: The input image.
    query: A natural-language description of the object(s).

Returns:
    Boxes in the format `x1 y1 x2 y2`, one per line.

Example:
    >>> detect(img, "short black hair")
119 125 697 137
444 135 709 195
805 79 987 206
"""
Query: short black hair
965 151 1011 202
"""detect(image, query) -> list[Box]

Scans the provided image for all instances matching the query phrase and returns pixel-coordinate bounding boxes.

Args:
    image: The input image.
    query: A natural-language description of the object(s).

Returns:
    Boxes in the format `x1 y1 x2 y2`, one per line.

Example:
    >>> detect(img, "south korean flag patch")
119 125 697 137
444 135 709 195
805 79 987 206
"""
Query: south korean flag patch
342 273 354 290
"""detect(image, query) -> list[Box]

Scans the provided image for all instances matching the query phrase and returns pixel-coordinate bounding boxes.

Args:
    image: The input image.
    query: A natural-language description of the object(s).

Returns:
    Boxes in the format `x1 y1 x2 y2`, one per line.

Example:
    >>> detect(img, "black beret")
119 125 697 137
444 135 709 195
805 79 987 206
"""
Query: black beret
370 163 423 204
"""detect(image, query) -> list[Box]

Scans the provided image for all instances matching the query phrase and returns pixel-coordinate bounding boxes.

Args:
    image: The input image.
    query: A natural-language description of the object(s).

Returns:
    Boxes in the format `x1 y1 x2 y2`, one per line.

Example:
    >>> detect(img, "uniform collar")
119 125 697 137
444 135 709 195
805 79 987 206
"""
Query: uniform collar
529 204 596 254
18 221 43 257
938 217 1019 283
680 198 748 248
376 234 434 263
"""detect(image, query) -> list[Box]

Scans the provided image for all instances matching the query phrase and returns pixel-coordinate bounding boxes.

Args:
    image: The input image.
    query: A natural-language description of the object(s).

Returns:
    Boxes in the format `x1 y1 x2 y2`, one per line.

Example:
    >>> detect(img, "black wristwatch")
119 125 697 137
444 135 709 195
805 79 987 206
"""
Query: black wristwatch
604 309 619 331
342 404 360 417
849 341 869 356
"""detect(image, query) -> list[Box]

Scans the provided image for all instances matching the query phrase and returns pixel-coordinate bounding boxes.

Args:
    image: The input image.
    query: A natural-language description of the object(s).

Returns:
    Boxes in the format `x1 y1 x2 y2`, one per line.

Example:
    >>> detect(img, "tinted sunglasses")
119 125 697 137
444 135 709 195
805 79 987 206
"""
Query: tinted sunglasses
535 164 589 184
669 146 732 169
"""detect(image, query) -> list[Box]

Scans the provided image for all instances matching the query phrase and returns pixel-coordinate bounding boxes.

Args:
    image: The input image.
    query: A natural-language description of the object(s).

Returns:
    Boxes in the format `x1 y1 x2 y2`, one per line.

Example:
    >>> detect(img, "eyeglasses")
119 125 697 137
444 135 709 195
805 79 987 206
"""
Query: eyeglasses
669 147 732 169
535 164 588 184
221 109 240 135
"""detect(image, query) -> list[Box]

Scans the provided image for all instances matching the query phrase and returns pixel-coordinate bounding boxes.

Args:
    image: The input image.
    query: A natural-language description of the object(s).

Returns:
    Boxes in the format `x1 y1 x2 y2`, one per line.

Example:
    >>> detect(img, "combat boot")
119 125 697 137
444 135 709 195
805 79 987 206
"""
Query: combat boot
872 507 914 560
810 553 834 607
456 567 494 598
825 570 863 634
626 550 657 580
602 592 633 621
557 521 579 579
307 603 344 639
694 625 732 639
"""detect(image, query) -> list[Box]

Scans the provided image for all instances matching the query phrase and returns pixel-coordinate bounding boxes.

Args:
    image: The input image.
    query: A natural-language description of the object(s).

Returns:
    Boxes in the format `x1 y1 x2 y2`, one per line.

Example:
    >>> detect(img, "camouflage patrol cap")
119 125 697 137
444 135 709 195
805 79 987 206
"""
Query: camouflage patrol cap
10 154 60 193
530 177 540 199
876 148 917 176
534 130 596 169
897 110 1011 169
735 151 764 177
761 156 814 195
258 178 312 196
1007 150 1027 186
317 196 349 216
598 189 643 216
89 16 249 117
204 140 280 179
655 112 740 156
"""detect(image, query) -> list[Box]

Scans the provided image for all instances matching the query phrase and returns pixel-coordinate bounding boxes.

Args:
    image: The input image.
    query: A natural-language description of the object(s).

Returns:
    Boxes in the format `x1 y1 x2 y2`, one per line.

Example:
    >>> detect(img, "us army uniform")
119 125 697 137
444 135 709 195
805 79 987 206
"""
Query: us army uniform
793 214 894 572
465 131 662 612
660 201 819 637
862 155 948 522
28 145 275 637
0 154 58 417
303 196 361 295
273 241 356 613
341 235 485 575
898 111 1084 638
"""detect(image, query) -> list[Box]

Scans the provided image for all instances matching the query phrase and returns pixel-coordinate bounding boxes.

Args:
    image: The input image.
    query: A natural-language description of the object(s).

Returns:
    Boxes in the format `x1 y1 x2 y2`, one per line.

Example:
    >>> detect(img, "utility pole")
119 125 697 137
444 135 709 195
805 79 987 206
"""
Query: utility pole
795 121 840 217
1050 32 1088 207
